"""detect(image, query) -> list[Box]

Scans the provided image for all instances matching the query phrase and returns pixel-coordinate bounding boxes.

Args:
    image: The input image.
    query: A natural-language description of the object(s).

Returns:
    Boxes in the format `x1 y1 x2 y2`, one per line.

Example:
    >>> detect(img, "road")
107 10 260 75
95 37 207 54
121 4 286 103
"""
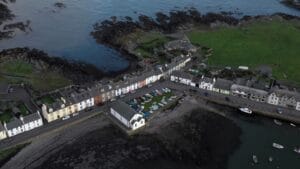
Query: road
0 106 107 150
1 80 300 150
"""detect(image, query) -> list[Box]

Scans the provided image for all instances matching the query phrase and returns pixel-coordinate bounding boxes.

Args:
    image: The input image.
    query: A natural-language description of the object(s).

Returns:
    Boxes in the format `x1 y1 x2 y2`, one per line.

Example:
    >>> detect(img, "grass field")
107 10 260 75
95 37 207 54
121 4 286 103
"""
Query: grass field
121 31 170 59
0 143 30 167
187 19 300 84
0 60 71 91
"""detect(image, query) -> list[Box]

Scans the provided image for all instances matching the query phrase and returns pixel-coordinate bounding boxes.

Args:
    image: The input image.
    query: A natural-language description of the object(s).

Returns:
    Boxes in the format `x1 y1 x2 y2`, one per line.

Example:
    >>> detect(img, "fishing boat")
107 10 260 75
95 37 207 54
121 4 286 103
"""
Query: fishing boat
252 155 258 164
272 143 284 149
239 107 252 114
268 156 273 162
294 147 300 154
274 119 282 126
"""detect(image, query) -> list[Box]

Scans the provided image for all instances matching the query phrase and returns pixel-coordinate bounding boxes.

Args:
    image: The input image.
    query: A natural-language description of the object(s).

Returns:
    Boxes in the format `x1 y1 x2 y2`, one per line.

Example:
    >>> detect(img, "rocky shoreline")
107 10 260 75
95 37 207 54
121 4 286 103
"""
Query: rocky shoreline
0 48 113 84
91 9 300 61
281 0 300 10
34 109 241 169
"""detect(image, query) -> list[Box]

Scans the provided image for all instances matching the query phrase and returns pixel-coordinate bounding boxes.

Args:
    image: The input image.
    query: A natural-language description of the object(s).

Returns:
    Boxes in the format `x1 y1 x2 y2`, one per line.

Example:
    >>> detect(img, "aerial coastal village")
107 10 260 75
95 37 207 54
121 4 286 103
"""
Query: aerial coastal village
1 39 300 141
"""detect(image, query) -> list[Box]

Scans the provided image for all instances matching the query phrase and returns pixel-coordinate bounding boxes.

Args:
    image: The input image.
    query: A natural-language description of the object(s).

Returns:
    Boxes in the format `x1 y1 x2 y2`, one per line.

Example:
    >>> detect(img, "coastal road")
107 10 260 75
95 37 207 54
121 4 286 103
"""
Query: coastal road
1 80 300 150
0 105 108 150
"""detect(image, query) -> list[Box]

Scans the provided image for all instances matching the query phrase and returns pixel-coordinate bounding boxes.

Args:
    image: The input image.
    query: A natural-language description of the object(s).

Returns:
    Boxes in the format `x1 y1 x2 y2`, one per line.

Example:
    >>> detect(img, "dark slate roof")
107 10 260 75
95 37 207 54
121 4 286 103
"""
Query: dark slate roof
272 89 300 100
214 78 233 90
231 84 268 96
171 71 193 79
0 83 10 93
111 101 139 121
5 118 23 130
22 112 41 124
0 123 5 131
200 77 214 83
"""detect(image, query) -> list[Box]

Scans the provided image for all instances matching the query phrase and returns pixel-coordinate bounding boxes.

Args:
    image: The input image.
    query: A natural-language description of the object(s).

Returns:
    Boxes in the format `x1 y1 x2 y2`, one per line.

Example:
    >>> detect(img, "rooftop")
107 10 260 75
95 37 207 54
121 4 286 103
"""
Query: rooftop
22 112 41 124
111 101 139 121
5 118 23 130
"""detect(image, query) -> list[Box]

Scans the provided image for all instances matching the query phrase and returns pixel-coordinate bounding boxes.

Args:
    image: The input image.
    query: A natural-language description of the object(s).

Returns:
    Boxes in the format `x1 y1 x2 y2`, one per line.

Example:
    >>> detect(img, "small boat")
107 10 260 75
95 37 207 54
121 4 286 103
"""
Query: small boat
252 155 258 164
239 107 252 114
294 147 300 154
269 156 273 162
273 143 284 149
290 123 296 127
274 119 282 126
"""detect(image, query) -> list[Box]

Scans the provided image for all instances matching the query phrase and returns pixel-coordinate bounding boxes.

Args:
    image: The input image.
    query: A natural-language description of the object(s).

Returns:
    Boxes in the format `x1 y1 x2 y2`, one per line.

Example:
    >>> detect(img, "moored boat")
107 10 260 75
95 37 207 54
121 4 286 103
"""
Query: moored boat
239 107 252 114
274 119 282 126
272 143 284 149
268 156 273 162
252 155 258 164
294 147 300 154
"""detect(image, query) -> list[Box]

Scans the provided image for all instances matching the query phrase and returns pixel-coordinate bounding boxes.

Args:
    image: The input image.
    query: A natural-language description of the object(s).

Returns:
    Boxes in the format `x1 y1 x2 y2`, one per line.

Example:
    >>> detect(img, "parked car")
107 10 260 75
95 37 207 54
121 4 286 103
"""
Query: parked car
62 115 70 120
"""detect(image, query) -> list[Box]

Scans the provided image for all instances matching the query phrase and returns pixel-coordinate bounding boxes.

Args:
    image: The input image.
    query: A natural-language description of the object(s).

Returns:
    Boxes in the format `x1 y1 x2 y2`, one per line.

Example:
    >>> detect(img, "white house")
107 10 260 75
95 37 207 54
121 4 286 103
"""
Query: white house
296 102 300 111
267 89 300 110
110 101 145 130
199 76 214 91
212 78 233 95
231 84 268 102
0 123 7 140
267 92 279 105
4 118 24 137
22 111 43 132
170 71 194 86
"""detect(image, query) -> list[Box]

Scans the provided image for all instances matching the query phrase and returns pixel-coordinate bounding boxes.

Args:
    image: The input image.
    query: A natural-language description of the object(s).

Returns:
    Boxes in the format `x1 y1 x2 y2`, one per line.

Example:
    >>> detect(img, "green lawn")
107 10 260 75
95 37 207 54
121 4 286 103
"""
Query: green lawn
131 32 170 58
187 19 300 84
0 110 13 123
39 95 55 105
0 143 30 167
18 104 30 116
0 60 71 91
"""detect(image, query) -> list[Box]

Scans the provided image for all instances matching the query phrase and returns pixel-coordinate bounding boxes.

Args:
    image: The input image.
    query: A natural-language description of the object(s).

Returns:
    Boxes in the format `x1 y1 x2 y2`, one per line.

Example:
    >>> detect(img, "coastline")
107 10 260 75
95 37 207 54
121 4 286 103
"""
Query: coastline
91 9 300 62
0 48 135 92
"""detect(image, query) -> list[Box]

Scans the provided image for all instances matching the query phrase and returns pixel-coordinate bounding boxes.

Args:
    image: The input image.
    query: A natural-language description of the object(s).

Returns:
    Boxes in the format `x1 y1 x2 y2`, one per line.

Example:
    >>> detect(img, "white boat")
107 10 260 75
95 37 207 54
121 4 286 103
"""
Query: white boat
274 119 282 126
294 147 300 154
239 107 252 114
290 123 296 127
272 143 284 149
252 155 258 164
268 156 273 162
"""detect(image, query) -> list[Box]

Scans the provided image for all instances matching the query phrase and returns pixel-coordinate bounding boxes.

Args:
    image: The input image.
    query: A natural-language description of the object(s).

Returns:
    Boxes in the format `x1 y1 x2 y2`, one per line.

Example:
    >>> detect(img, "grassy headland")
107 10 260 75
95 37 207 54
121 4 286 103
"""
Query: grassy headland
0 60 71 91
188 19 300 84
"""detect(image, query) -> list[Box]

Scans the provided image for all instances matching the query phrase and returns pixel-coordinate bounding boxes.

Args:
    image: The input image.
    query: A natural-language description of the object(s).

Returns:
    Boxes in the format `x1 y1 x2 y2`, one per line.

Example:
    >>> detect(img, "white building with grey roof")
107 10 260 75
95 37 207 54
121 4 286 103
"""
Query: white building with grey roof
231 84 268 102
212 78 233 95
3 111 43 138
199 76 215 91
267 89 300 110
0 123 7 140
110 101 145 130
171 71 195 87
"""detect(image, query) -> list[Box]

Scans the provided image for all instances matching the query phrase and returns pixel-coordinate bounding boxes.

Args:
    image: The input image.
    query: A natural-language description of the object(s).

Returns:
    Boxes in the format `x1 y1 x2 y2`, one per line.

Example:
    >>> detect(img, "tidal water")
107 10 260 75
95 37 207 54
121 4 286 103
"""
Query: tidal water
0 1 300 168
0 0 299 71
228 113 300 169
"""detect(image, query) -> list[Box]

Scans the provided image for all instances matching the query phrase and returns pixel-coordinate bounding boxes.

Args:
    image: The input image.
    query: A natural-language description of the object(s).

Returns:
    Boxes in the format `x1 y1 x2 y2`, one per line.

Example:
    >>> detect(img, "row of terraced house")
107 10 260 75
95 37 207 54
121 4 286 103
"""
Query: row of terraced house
170 71 300 111
0 55 191 140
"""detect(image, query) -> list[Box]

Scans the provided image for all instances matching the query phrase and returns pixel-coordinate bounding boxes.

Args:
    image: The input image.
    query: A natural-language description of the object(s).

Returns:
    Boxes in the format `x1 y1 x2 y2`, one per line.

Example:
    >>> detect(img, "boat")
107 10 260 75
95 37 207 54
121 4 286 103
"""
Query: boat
274 119 282 126
239 107 252 114
290 123 296 127
268 156 273 162
252 155 258 164
294 147 300 154
272 143 284 149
